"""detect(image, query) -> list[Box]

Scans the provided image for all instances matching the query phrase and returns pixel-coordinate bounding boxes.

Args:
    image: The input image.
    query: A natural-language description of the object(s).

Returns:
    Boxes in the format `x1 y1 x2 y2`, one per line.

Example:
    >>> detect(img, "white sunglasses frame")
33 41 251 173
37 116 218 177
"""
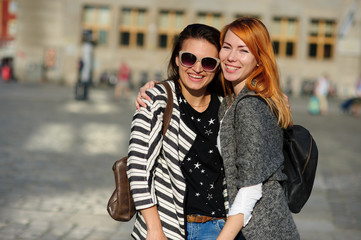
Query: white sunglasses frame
179 51 220 72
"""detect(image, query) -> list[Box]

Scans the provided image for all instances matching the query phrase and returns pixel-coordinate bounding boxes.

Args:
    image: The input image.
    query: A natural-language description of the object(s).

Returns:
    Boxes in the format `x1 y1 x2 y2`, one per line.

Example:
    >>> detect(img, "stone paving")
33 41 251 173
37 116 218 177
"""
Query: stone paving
0 81 360 240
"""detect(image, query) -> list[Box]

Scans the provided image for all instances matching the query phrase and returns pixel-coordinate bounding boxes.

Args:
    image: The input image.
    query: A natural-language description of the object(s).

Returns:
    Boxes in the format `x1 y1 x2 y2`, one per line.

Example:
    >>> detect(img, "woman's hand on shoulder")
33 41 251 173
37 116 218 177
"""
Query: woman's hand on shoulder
135 80 158 111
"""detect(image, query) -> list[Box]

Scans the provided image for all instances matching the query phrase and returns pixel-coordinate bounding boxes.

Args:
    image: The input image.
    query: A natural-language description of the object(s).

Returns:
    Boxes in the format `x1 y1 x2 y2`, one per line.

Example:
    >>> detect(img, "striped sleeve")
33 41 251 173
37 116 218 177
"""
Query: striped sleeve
127 86 168 210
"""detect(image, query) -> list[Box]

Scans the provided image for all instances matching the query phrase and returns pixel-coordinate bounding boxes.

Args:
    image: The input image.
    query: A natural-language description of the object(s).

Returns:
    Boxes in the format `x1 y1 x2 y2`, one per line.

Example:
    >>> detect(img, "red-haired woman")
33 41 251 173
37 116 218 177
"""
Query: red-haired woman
216 17 299 240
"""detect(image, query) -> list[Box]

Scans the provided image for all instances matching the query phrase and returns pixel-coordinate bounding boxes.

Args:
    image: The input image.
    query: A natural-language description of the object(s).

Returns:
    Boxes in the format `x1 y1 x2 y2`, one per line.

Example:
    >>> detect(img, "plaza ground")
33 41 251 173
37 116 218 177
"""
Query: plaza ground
0 81 360 239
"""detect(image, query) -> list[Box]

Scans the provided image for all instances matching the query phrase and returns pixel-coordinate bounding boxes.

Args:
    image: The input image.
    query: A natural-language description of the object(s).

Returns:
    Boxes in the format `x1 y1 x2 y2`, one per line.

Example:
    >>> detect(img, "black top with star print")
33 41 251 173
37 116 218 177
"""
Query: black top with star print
177 87 226 218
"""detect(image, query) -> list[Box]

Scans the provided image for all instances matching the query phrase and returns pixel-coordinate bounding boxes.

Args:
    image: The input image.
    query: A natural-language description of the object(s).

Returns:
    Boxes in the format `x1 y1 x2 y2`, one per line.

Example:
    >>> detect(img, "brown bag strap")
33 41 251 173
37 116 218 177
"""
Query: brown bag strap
156 81 173 136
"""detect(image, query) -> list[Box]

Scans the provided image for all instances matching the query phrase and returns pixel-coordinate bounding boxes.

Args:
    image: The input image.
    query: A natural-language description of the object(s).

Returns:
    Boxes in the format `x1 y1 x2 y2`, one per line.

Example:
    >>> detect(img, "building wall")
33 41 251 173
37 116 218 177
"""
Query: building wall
0 0 17 59
14 0 361 96
15 0 62 82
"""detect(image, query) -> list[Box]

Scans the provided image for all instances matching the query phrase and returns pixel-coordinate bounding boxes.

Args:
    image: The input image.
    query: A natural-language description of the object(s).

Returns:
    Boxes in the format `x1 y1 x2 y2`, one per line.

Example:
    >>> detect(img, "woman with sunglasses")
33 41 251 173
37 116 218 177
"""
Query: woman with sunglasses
127 23 244 240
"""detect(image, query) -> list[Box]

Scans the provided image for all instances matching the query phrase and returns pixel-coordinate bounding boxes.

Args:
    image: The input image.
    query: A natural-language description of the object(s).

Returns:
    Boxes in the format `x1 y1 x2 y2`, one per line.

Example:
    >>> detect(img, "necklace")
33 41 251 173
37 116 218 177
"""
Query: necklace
188 102 210 107
187 96 211 108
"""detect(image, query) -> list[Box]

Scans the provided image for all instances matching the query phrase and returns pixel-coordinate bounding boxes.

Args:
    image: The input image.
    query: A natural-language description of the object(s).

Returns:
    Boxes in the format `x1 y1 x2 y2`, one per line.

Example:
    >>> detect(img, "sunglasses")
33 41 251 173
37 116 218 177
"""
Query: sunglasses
179 51 220 72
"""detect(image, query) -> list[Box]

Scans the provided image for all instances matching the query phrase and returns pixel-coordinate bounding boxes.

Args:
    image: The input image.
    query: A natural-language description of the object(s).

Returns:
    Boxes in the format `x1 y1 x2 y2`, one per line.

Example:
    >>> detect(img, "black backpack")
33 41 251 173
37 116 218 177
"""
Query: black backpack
282 125 318 213
236 95 318 214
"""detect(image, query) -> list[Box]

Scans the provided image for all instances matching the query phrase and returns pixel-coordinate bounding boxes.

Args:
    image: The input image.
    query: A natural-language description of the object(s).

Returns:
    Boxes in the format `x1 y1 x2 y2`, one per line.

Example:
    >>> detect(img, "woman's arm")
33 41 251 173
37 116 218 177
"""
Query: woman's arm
127 85 169 210
217 183 262 240
141 206 167 240
217 214 244 240
233 97 284 186
127 84 172 239
135 83 291 111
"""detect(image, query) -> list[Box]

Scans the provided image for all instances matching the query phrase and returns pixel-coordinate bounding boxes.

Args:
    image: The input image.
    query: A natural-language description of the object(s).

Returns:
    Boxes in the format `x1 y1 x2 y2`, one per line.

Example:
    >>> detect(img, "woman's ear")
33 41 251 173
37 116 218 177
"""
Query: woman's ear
175 55 180 67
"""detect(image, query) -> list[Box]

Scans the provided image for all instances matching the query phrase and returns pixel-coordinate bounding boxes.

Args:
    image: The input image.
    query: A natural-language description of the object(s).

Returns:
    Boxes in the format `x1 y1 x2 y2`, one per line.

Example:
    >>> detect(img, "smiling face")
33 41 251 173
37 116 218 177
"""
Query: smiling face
219 30 258 94
176 38 219 95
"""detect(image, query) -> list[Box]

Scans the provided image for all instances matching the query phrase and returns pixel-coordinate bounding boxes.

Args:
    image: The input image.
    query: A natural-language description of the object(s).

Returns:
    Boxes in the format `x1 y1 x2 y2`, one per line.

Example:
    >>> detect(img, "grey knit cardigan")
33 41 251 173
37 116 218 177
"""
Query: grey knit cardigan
218 87 300 240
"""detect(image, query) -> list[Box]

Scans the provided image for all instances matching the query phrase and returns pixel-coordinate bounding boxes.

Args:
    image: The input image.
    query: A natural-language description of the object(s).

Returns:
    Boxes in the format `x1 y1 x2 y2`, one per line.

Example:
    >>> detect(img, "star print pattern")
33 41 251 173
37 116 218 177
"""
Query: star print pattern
205 129 213 136
176 88 226 218
194 162 201 169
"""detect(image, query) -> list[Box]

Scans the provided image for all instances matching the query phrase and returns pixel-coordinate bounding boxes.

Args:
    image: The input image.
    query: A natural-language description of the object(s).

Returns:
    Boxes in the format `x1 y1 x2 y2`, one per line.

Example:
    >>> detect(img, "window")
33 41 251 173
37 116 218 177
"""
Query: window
158 34 167 48
234 14 261 20
308 19 336 59
121 32 130 45
157 10 185 49
119 8 148 48
82 6 111 45
309 43 317 57
196 12 224 30
137 33 144 46
271 17 299 58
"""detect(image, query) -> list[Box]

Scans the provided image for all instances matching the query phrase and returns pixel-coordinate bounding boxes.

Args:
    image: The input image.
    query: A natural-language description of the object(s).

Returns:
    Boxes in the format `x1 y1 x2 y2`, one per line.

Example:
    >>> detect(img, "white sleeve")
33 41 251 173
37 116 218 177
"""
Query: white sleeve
228 183 262 226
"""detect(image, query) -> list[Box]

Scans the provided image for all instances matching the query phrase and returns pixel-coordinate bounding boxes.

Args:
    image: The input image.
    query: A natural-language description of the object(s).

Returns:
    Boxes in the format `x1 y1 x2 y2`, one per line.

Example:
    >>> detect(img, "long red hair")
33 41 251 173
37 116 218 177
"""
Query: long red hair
220 17 292 128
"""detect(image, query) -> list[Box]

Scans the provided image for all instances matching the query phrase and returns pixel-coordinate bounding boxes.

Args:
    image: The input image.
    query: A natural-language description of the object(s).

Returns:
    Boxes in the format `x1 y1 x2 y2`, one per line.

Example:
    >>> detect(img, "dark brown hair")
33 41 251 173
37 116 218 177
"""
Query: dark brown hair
167 23 223 95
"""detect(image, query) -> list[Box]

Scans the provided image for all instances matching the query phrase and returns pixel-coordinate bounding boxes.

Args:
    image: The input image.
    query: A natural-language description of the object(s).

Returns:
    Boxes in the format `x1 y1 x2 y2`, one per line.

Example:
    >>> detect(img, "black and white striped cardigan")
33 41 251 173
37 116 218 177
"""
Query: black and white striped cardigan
127 81 229 239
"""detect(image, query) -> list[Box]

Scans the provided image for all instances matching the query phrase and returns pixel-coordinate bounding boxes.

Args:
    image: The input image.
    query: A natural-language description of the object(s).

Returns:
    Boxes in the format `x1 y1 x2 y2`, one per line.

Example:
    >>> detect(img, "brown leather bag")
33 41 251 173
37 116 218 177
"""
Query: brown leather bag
107 82 173 221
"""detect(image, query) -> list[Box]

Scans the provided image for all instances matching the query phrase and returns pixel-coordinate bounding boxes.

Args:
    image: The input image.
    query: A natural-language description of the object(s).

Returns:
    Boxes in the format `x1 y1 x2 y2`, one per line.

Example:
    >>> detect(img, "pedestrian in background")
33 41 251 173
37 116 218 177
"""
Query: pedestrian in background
114 61 131 99
1 63 11 82
352 76 361 116
75 33 94 100
340 75 361 117
314 74 330 115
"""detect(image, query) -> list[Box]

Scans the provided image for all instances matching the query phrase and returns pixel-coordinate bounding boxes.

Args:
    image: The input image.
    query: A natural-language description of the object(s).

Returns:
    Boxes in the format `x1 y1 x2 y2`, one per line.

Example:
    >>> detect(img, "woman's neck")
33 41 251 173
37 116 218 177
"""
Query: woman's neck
183 89 210 105
179 83 211 112
232 80 246 96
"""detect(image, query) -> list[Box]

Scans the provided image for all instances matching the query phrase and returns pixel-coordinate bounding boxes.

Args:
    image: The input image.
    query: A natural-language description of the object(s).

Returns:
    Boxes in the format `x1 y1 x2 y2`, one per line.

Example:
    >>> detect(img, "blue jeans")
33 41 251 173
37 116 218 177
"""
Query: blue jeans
187 219 246 240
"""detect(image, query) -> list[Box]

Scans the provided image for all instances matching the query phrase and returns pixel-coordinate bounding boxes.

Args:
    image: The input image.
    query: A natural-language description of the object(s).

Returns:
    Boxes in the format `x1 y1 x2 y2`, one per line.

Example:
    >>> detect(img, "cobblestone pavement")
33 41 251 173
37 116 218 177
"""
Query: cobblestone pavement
0 81 360 240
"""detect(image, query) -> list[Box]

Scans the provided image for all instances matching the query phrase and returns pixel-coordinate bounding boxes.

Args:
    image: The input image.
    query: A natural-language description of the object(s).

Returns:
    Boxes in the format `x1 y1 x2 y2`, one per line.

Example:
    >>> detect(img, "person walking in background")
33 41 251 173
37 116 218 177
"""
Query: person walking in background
75 32 94 100
350 75 361 117
114 61 131 99
352 76 361 117
340 75 361 117
343 76 361 117
80 37 94 92
356 75 361 97
1 63 11 82
314 74 330 115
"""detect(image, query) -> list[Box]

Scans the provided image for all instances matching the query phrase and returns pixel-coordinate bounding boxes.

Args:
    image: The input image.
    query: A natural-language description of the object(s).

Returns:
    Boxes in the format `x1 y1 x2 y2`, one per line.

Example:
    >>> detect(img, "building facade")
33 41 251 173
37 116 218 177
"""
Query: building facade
13 0 361 96
0 0 17 61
